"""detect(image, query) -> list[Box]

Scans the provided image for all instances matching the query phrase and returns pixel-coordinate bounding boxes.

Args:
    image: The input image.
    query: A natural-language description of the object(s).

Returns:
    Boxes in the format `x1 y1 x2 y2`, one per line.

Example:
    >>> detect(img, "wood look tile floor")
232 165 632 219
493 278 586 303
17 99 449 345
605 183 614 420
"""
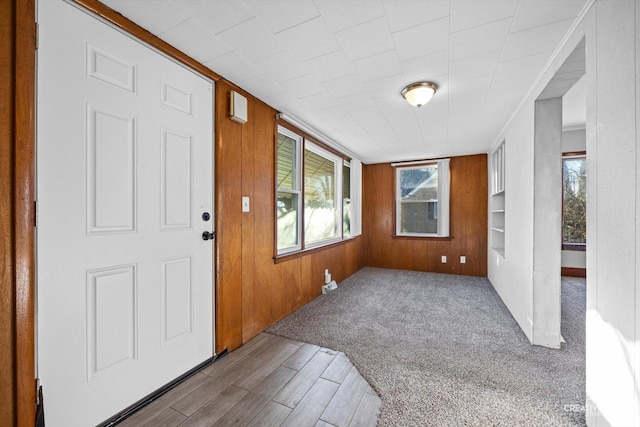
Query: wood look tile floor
119 333 382 427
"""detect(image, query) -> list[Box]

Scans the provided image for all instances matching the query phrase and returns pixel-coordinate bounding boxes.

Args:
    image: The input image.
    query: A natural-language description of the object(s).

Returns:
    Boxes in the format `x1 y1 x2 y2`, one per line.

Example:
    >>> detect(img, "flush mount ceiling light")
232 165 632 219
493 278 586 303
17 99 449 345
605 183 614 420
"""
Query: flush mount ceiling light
401 81 438 107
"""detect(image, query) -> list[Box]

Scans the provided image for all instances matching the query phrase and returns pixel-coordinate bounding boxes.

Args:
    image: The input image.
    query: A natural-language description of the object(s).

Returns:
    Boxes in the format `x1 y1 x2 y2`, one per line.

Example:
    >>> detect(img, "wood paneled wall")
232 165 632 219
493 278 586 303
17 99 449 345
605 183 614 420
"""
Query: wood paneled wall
363 155 488 276
215 80 364 353
1 1 36 426
1 2 17 425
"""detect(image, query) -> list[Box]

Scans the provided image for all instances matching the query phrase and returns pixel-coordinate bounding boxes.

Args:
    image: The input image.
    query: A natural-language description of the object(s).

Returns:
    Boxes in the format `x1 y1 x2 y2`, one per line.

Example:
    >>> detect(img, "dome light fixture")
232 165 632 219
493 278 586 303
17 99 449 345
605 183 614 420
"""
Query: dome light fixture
401 81 438 107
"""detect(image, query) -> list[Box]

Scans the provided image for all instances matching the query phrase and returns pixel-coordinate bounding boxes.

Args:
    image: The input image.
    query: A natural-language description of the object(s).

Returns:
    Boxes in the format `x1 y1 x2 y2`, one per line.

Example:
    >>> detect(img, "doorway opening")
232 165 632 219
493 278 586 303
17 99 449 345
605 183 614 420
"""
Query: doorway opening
532 38 585 349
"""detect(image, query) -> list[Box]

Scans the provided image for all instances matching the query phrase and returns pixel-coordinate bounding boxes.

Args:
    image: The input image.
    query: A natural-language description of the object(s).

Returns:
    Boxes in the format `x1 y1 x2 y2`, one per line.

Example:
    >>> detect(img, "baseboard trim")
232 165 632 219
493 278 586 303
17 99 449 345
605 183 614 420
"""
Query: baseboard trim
561 267 586 278
97 349 228 427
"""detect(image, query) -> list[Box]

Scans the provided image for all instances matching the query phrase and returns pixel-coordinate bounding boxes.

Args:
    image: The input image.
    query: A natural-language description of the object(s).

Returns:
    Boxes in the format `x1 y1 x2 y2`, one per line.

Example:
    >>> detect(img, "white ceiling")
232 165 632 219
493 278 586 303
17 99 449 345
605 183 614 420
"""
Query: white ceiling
100 0 589 164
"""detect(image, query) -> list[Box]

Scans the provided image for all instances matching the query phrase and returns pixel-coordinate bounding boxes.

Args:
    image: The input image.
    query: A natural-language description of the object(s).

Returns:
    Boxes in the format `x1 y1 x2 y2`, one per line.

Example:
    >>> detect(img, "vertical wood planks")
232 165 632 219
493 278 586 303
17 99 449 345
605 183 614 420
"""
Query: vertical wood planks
362 155 488 277
215 80 365 352
5 0 37 425
215 81 244 352
0 1 17 424
241 94 257 342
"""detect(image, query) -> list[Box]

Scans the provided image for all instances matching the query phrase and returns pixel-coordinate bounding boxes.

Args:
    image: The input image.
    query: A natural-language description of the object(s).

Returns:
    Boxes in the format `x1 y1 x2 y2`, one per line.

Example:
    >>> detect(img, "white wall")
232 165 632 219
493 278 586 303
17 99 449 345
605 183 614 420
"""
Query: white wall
488 19 586 345
487 102 535 341
561 129 587 270
489 1 640 425
563 128 586 152
533 98 563 348
584 1 640 425
561 250 586 269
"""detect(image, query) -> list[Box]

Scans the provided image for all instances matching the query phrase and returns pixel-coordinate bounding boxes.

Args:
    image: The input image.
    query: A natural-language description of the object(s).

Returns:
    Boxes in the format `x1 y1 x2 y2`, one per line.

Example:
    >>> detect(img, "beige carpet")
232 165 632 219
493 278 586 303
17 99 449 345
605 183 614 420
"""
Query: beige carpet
267 267 585 426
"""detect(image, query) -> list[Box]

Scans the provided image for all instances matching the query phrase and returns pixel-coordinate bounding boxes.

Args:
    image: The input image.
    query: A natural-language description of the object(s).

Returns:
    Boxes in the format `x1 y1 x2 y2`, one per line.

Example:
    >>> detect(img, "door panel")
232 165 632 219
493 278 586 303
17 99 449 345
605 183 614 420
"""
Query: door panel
37 2 214 426
161 256 193 344
161 128 193 229
86 265 137 380
86 103 137 233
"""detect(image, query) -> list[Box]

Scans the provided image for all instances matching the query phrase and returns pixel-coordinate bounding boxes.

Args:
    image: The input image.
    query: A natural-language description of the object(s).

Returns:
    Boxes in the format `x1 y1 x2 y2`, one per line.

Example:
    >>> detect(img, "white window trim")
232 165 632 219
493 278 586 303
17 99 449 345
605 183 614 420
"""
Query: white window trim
276 126 303 255
276 125 363 256
350 159 362 237
395 159 450 237
343 159 351 238
303 142 342 248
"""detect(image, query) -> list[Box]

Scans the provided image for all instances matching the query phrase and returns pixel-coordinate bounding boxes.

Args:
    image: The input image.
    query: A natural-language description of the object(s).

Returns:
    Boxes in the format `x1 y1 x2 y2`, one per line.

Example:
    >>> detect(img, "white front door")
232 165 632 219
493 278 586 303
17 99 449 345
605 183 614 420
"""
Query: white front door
36 2 214 425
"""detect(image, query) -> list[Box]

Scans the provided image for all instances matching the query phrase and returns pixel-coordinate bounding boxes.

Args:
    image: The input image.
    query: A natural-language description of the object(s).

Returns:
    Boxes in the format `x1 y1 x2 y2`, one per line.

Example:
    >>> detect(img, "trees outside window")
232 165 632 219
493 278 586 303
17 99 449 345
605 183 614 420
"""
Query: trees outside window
562 155 586 247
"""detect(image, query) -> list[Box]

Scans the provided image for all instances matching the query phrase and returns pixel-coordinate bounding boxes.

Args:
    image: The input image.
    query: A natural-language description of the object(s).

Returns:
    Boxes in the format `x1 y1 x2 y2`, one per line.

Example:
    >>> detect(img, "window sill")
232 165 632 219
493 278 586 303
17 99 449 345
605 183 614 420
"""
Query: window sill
274 236 361 264
392 234 452 241
562 243 586 251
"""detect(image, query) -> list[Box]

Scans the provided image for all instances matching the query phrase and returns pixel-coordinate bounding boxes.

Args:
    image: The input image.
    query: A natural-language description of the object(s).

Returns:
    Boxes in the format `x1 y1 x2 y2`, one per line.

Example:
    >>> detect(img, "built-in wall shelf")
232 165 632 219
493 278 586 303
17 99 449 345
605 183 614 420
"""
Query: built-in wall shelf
491 142 506 257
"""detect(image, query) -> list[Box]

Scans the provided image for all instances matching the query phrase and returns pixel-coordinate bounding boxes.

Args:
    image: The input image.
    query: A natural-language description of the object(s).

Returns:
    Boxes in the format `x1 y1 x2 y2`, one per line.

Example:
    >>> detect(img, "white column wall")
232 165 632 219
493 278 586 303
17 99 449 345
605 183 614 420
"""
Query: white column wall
585 1 640 425
533 97 563 348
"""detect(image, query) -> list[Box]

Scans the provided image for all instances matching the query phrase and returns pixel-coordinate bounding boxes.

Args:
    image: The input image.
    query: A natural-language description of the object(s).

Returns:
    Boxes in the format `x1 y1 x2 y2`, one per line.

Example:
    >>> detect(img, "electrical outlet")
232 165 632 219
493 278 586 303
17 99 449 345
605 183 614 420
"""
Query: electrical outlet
441 255 447 263
460 256 466 264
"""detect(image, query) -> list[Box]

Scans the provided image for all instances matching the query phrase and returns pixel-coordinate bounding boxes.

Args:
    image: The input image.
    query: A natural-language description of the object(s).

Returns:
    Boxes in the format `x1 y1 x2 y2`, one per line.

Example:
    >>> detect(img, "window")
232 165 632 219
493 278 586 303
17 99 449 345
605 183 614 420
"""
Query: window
304 144 340 246
276 125 359 256
343 162 351 238
276 128 302 253
395 159 450 237
562 154 586 249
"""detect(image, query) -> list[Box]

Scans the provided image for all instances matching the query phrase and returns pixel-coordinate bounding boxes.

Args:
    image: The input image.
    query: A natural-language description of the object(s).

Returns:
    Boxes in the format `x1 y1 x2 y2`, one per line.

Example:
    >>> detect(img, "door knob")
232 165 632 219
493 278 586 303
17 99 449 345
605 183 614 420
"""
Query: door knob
202 231 215 241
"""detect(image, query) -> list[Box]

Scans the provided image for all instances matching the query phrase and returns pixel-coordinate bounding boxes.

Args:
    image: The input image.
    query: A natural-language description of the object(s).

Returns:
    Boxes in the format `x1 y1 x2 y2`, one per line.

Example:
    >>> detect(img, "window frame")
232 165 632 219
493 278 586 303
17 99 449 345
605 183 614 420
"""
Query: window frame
342 159 351 239
303 142 342 249
394 159 450 238
275 123 358 258
275 126 303 255
561 151 586 251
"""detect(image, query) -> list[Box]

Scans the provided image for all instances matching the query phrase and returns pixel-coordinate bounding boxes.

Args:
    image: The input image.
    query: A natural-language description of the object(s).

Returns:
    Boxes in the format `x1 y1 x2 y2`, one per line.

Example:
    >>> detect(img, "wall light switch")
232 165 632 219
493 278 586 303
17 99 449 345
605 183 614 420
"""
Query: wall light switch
441 255 447 263
460 256 466 264
242 196 250 212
